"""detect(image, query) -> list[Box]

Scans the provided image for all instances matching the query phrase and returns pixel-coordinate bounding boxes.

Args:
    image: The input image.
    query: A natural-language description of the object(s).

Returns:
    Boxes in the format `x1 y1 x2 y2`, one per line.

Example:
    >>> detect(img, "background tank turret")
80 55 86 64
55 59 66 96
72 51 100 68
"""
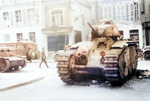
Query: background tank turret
55 19 138 85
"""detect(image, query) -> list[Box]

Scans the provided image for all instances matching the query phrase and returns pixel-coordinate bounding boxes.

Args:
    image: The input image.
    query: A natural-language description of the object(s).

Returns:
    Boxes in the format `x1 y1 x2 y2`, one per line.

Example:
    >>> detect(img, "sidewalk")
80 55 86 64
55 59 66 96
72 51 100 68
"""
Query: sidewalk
0 65 44 92
0 58 54 92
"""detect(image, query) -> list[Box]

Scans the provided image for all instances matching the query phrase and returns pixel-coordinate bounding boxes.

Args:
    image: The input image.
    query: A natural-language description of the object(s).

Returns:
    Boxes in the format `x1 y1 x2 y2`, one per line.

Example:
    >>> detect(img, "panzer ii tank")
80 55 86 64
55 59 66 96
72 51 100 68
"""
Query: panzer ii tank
55 19 138 85
0 47 27 72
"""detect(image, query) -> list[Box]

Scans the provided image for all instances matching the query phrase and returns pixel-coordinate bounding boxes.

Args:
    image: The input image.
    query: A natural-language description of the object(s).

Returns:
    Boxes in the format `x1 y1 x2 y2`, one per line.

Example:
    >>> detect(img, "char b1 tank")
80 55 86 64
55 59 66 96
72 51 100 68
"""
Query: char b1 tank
55 19 138 85
0 46 27 72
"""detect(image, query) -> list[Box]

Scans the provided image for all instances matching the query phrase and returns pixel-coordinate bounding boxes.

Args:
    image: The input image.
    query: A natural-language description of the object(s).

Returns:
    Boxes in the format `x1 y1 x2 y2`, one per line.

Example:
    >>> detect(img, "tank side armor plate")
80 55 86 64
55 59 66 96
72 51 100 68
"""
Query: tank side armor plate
111 41 127 48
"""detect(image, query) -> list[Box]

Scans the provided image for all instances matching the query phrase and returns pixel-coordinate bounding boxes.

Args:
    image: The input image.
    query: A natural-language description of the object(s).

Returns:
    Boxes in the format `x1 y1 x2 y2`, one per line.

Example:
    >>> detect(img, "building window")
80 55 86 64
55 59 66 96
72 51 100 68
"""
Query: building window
3 0 11 5
28 9 35 25
3 12 10 27
134 2 140 21
116 6 121 20
16 33 22 41
51 10 63 26
141 0 145 13
15 10 21 22
4 34 10 41
3 12 9 20
116 5 126 21
129 4 135 21
29 32 36 42
103 6 113 19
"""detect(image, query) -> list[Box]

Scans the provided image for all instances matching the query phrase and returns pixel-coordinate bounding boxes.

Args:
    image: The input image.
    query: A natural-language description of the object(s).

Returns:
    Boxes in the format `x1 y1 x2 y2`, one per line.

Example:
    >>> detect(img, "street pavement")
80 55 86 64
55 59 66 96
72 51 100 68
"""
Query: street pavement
0 58 150 92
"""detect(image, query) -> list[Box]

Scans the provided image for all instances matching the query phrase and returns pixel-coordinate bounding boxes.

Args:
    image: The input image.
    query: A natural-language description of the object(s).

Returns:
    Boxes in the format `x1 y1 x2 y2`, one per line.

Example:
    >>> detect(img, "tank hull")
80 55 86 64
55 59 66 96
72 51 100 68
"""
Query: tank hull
56 40 138 85
0 57 27 72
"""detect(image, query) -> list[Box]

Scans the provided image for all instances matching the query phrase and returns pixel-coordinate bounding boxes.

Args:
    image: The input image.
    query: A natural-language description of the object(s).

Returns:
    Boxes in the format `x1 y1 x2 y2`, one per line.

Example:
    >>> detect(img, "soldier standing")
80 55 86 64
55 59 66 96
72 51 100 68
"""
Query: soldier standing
39 47 49 68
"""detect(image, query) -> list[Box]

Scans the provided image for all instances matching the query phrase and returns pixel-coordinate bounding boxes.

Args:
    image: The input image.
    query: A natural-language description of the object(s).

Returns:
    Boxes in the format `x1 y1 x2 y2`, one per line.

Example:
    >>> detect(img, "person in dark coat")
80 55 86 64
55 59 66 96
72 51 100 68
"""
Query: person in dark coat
39 47 49 68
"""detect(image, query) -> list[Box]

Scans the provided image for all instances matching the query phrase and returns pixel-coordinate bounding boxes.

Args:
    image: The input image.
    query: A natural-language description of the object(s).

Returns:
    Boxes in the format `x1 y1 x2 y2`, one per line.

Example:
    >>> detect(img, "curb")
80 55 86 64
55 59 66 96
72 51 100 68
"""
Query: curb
0 76 44 92
28 59 54 63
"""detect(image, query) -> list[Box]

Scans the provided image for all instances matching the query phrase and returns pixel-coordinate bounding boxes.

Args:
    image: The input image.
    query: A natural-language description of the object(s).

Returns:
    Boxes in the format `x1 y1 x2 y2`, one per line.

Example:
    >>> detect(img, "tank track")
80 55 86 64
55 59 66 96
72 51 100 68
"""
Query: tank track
56 51 75 84
103 55 119 82
103 55 138 84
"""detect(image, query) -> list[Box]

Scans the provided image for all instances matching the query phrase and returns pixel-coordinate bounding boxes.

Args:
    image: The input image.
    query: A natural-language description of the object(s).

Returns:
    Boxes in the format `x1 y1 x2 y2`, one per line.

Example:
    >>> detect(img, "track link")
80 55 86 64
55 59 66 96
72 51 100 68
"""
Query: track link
103 55 138 84
103 55 120 82
56 53 75 84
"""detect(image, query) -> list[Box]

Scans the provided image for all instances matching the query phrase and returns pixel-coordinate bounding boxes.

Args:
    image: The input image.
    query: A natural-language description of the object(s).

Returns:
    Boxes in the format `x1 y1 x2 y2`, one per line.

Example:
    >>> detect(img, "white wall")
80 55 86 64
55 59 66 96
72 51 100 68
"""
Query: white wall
0 1 43 50
70 0 94 43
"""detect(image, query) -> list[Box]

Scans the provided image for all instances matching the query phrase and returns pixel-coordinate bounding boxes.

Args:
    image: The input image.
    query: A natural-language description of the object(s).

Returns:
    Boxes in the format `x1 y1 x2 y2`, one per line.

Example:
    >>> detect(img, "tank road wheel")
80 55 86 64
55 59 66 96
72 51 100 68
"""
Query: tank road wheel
0 59 10 72
57 54 74 84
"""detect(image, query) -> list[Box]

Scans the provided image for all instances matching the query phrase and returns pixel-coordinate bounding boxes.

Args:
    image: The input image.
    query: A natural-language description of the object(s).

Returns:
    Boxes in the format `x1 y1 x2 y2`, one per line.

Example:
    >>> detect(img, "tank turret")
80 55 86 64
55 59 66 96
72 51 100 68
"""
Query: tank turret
88 19 121 40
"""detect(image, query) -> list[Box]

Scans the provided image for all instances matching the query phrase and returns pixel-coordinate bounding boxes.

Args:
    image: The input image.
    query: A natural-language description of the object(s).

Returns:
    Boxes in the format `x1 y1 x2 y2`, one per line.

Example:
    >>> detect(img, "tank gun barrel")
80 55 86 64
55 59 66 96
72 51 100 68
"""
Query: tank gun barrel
87 22 95 31
87 22 100 39
87 22 98 34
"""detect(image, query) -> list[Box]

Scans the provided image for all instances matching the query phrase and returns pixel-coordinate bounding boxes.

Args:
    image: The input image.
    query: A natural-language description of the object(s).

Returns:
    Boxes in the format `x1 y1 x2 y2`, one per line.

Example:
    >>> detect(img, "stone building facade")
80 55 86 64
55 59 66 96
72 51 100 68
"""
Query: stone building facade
0 0 43 50
0 0 98 57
